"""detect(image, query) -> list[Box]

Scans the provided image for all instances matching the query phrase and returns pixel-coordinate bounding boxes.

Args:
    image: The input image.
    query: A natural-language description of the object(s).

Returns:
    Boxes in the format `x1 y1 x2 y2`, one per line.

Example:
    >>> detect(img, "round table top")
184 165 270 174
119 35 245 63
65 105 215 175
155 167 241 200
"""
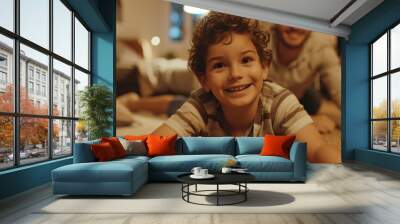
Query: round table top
177 172 255 185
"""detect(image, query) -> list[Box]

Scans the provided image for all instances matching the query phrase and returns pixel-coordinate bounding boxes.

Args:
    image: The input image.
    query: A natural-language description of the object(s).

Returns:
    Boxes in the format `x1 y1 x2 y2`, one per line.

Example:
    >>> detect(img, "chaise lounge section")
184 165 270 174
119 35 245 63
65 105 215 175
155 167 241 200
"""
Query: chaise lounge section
52 140 149 196
52 137 307 196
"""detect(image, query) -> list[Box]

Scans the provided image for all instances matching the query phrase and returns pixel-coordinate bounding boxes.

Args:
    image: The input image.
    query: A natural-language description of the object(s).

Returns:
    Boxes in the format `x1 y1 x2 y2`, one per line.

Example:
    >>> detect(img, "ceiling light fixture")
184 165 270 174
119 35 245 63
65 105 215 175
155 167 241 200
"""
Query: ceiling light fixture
151 36 160 46
183 5 209 15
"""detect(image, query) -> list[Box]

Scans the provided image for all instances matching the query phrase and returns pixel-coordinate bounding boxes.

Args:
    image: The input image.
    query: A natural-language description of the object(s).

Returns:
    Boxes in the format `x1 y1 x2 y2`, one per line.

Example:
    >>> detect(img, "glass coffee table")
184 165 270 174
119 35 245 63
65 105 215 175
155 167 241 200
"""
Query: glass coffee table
177 172 255 206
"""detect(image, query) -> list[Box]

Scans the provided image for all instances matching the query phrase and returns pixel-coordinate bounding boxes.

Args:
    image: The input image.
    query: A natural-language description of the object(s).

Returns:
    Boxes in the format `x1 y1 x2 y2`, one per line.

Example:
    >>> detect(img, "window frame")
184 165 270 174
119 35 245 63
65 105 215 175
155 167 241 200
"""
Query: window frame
0 53 7 89
0 70 7 85
370 21 400 154
0 0 92 171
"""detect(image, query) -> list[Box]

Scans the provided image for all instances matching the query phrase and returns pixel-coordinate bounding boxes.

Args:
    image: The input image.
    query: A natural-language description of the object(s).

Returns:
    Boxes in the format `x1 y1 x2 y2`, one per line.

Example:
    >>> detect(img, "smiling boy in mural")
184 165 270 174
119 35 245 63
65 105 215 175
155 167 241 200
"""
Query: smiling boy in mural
152 12 340 163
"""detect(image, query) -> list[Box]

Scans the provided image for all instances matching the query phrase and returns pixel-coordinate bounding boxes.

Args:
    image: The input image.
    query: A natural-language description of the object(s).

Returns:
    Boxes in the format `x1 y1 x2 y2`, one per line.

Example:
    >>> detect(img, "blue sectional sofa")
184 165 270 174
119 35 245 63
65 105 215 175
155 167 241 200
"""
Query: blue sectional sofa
52 137 307 196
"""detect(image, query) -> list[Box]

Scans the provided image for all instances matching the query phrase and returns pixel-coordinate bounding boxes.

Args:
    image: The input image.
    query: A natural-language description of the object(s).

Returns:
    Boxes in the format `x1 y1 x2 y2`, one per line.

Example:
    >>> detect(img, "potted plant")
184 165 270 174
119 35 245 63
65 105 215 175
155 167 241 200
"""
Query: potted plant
79 84 113 140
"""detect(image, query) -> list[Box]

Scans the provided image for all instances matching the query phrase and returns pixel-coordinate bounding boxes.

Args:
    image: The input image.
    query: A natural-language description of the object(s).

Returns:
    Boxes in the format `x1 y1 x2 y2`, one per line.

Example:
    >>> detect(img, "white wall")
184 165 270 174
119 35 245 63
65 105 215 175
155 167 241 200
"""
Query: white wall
117 0 193 59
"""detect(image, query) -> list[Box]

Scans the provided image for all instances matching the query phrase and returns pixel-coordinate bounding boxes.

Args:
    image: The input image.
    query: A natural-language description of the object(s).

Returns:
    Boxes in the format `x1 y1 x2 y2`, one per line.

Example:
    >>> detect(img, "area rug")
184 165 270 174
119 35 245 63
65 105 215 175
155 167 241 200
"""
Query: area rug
37 183 362 214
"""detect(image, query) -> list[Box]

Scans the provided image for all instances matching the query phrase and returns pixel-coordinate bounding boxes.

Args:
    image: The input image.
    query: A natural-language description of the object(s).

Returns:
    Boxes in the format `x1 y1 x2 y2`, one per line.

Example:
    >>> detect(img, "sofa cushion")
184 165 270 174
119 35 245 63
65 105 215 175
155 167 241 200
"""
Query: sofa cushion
236 155 293 172
52 158 147 183
176 137 235 155
115 155 150 163
235 137 264 155
148 154 235 172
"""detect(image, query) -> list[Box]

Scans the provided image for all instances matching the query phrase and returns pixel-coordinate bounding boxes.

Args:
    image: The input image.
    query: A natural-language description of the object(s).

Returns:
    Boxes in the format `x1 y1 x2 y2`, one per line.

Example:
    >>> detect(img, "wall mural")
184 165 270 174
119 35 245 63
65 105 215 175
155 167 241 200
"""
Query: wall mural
116 0 341 163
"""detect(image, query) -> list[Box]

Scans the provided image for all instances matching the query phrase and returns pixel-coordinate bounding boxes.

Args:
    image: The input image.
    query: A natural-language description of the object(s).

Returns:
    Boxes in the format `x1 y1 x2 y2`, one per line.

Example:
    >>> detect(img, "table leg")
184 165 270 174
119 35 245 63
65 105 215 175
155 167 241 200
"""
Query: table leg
187 184 190 202
195 184 197 192
245 183 247 201
217 184 219 206
181 184 183 199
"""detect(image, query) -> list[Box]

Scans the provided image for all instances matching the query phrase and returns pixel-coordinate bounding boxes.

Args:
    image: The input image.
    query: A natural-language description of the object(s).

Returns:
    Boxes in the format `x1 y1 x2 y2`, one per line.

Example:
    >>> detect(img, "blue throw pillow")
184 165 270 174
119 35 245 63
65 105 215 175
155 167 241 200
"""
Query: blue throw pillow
176 137 235 155
235 137 264 155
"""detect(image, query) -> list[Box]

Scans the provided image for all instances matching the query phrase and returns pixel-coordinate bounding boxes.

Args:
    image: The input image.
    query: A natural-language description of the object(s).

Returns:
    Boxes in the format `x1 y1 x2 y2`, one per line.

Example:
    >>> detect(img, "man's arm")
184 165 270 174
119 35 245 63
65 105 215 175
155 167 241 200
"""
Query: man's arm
152 124 178 136
319 46 341 107
295 123 341 163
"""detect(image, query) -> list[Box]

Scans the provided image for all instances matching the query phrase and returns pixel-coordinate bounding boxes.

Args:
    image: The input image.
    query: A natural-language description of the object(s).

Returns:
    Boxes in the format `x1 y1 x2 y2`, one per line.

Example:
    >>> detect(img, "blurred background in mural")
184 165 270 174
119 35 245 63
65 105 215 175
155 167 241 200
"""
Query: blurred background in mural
116 0 342 160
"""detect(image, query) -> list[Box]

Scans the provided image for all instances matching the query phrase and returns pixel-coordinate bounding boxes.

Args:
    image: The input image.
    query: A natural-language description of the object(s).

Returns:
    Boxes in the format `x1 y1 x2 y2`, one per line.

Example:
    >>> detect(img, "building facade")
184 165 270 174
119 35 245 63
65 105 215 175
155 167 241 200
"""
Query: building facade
0 41 76 150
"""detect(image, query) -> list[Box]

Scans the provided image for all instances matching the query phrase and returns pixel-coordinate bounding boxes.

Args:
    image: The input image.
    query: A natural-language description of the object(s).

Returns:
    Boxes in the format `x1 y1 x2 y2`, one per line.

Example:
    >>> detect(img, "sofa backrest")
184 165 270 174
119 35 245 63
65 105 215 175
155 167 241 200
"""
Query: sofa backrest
74 136 298 160
176 137 235 155
73 139 100 163
235 137 264 155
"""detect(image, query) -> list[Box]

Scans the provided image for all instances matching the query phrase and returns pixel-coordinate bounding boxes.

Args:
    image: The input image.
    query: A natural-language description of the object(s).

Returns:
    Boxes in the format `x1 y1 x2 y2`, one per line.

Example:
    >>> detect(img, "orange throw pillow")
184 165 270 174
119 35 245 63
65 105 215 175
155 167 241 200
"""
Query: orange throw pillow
260 135 296 159
91 142 117 161
101 137 127 158
124 135 148 141
146 134 177 157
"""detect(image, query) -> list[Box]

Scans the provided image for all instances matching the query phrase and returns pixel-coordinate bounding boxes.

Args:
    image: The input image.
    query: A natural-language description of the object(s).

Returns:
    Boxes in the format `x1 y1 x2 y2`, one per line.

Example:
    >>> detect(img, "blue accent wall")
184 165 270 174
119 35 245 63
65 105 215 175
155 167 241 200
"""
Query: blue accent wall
0 158 72 199
91 0 116 136
0 0 116 200
342 43 369 160
344 0 400 171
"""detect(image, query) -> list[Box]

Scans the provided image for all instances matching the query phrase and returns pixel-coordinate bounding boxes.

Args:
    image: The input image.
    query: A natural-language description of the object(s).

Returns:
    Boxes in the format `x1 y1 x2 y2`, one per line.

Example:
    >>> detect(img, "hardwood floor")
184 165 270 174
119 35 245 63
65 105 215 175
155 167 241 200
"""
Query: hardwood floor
1 162 400 224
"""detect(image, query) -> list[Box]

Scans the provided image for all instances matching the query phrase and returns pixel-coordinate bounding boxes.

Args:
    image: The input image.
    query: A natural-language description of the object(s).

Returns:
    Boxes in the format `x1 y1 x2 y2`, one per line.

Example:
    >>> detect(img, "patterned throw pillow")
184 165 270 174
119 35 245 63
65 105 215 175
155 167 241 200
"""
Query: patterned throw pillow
119 138 147 156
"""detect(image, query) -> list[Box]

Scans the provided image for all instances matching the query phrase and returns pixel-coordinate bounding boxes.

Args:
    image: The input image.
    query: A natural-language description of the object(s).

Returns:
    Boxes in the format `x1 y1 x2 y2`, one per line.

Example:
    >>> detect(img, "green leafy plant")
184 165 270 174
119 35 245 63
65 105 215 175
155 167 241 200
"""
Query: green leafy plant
79 84 113 140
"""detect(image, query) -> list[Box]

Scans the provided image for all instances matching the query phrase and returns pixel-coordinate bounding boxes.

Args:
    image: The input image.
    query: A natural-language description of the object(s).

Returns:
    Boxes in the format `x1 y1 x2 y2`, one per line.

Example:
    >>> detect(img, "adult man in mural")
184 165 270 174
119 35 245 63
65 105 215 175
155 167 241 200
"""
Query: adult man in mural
267 24 341 134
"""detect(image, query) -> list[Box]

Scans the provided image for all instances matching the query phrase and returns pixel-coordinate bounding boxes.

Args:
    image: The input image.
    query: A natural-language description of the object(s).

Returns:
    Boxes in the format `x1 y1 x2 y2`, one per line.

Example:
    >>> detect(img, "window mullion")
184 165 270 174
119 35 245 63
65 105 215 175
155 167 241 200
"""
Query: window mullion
71 11 76 153
388 30 391 152
13 0 20 167
49 0 53 160
370 45 373 149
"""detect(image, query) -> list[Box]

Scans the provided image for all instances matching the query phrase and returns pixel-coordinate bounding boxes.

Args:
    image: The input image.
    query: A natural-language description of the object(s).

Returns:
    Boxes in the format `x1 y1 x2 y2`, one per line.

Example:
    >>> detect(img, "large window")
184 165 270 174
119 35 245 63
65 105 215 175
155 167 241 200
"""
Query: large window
371 23 400 154
0 0 91 171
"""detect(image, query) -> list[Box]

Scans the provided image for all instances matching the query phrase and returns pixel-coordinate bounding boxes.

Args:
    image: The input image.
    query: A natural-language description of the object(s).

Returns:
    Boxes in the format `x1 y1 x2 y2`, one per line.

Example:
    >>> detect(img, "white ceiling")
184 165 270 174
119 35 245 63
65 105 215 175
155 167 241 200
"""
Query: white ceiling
166 0 384 38
226 0 352 22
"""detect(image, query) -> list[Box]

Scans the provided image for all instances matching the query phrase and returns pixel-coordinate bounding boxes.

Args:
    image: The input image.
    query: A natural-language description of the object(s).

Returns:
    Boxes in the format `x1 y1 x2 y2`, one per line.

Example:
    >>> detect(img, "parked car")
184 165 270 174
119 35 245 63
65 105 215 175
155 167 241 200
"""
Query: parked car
7 150 32 160
21 150 32 159
54 149 62 156
7 153 13 161
30 149 46 158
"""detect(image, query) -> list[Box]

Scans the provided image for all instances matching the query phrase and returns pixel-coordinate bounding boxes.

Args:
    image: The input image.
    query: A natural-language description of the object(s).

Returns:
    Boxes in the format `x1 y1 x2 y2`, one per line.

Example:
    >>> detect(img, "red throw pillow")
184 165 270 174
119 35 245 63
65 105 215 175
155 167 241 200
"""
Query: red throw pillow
124 135 148 141
260 135 296 159
91 142 117 161
101 137 127 158
146 134 177 157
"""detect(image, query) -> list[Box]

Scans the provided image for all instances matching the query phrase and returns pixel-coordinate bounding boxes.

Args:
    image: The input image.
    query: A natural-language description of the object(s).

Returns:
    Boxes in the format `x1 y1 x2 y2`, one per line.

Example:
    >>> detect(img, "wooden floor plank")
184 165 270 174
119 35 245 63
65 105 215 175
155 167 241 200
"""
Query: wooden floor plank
1 162 400 224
